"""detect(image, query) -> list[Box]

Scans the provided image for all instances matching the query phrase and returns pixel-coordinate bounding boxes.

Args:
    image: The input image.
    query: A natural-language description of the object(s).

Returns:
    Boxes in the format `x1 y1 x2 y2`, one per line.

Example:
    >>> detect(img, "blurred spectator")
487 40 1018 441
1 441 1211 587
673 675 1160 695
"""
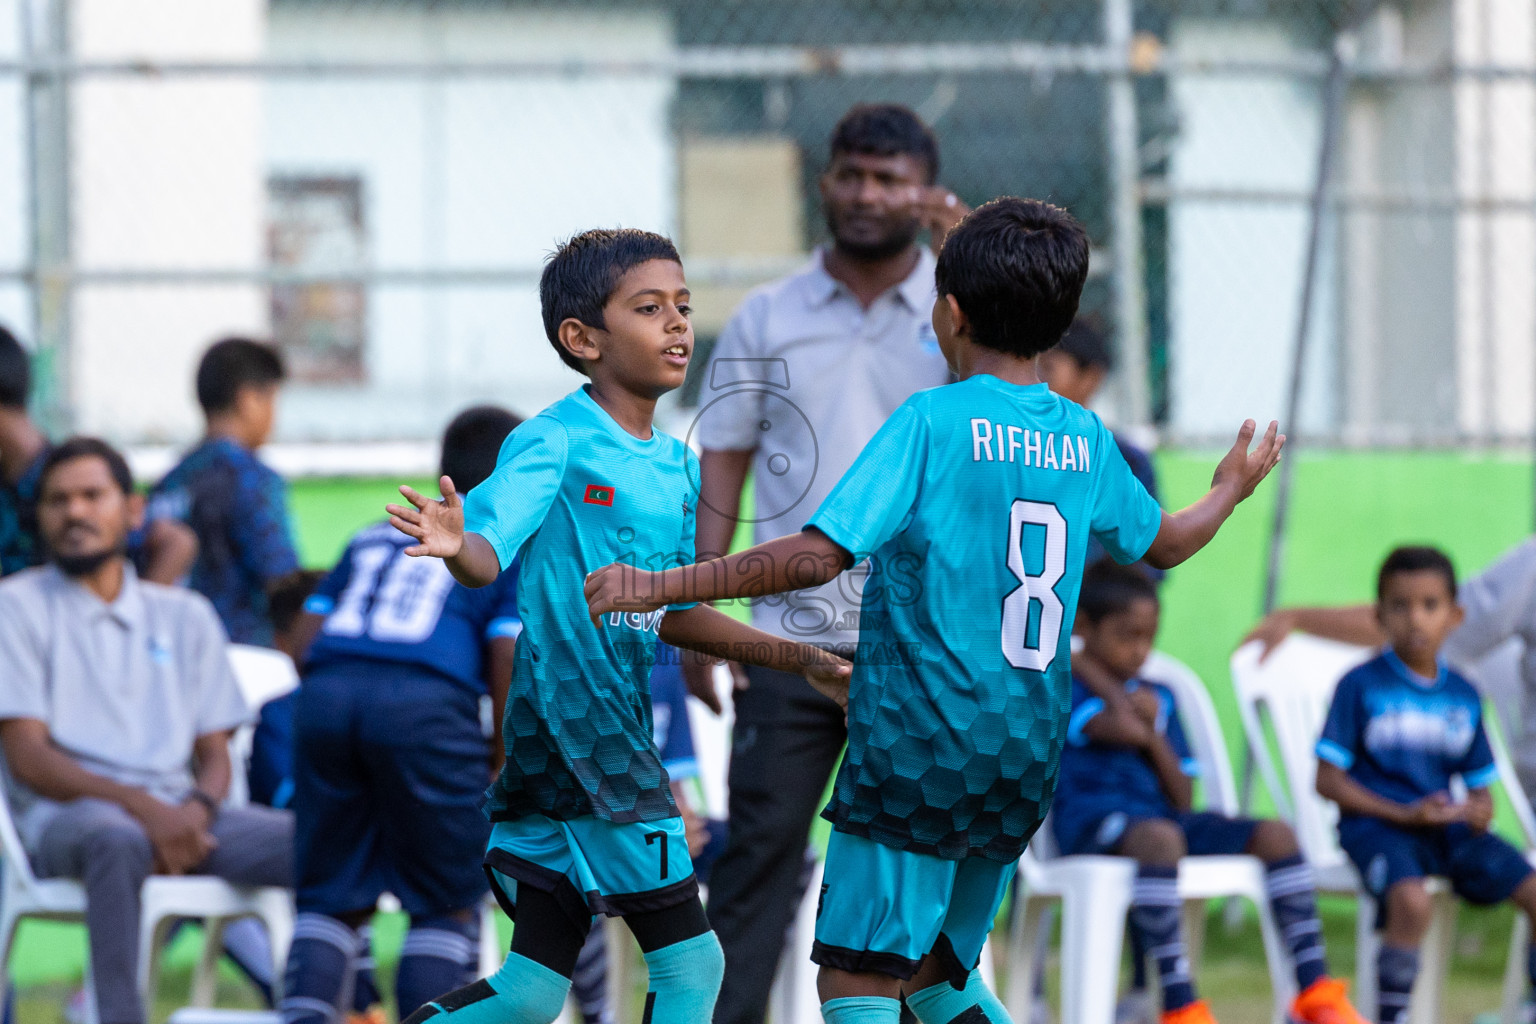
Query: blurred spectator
0 324 197 581
1039 315 1162 579
0 437 292 1024
279 407 522 1024
254 569 328 810
1246 536 1536 791
147 336 298 646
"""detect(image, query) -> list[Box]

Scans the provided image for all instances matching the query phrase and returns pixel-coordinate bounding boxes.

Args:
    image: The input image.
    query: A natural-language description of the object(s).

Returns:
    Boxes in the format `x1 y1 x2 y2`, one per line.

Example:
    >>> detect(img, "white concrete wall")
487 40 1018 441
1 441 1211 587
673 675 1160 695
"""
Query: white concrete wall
0 0 29 338
68 0 266 442
1165 20 1338 441
266 3 677 440
1453 0 1536 440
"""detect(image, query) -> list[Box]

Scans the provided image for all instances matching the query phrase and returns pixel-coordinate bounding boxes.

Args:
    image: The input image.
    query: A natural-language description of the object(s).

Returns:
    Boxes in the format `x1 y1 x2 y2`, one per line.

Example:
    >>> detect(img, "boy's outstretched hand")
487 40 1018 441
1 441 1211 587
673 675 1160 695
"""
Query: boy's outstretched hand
585 563 665 626
1211 419 1286 501
387 475 465 558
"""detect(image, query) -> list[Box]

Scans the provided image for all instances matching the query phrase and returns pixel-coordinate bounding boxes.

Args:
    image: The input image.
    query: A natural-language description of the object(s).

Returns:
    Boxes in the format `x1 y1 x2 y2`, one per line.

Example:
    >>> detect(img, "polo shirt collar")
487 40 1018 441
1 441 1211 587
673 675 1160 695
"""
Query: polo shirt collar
49 560 145 628
806 246 937 311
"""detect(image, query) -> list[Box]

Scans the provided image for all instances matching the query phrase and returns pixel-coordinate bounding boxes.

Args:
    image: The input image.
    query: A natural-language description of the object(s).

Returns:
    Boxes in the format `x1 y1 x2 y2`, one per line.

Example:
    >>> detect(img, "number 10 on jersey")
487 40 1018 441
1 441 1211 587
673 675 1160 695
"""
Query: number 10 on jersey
1001 500 1066 671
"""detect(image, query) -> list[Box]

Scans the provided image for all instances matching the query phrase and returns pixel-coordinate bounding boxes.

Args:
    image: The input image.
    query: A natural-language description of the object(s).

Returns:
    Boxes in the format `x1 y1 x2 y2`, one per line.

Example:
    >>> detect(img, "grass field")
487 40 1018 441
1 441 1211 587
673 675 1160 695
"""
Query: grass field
12 449 1536 1023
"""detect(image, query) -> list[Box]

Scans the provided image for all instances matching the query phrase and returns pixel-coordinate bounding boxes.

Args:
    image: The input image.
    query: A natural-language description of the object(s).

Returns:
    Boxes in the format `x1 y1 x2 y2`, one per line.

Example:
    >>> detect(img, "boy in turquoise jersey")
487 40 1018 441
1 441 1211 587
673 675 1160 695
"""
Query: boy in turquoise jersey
585 198 1285 1024
385 229 850 1024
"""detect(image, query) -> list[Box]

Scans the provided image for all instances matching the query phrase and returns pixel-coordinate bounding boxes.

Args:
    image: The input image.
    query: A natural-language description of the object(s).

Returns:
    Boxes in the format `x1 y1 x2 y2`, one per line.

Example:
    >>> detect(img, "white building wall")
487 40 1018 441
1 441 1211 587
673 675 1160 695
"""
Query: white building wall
0 0 29 337
1165 20 1338 441
265 3 677 440
69 0 266 442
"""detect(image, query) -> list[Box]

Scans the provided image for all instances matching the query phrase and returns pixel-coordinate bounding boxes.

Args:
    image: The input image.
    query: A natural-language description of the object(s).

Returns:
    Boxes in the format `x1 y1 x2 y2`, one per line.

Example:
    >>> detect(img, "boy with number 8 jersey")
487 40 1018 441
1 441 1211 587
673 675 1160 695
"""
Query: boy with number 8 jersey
585 198 1286 1024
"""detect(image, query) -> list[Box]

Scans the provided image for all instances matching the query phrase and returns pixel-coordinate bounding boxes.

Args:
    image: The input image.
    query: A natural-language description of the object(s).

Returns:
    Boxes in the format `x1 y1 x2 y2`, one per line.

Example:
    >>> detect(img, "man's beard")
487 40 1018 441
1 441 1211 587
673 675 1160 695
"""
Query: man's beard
826 212 920 262
52 543 123 578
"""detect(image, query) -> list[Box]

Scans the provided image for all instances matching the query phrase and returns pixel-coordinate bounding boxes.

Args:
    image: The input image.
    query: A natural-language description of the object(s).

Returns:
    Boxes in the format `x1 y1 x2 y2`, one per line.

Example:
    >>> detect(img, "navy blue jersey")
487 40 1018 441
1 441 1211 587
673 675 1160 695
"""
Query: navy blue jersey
1317 650 1499 809
0 449 45 577
807 376 1163 861
650 644 698 782
303 522 521 693
148 437 300 645
1053 675 1199 838
463 386 698 825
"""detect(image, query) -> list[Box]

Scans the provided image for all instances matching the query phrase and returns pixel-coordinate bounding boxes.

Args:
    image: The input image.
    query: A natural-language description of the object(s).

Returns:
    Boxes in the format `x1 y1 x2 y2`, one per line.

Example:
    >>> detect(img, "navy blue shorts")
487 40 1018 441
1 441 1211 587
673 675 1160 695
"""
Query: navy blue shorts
1338 817 1533 927
293 664 493 917
1056 808 1261 857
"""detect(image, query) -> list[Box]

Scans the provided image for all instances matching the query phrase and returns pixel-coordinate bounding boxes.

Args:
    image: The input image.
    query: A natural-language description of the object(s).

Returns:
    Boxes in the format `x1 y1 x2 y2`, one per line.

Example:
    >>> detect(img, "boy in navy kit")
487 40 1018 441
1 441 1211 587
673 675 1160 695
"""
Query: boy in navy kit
385 229 851 1024
278 406 525 1024
1054 562 1364 1024
1316 546 1536 1024
585 197 1285 1024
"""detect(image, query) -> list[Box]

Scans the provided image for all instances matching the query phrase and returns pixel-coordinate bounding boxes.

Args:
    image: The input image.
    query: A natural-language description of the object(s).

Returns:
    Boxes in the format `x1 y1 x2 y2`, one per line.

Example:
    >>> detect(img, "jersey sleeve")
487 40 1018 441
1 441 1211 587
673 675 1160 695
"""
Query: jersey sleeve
1455 695 1500 790
233 465 301 585
186 596 252 734
463 417 570 570
0 586 47 722
695 295 769 452
485 561 523 641
1065 676 1105 747
302 540 356 618
1443 538 1536 665
1316 670 1363 770
805 399 928 558
1089 420 1163 565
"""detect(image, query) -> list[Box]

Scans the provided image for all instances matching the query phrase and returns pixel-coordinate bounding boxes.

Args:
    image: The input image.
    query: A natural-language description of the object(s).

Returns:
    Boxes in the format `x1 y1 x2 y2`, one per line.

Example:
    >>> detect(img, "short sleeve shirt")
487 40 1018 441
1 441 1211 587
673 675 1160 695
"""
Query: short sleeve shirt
1317 650 1498 811
463 386 698 824
302 522 521 694
805 375 1164 861
694 248 950 648
0 565 249 851
147 437 300 646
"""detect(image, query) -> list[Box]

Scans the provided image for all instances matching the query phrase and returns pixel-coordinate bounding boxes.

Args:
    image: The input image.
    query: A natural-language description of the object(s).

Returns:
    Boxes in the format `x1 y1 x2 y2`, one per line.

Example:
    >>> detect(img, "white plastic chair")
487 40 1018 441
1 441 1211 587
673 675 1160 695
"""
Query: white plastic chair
1007 650 1292 1024
1230 635 1536 1024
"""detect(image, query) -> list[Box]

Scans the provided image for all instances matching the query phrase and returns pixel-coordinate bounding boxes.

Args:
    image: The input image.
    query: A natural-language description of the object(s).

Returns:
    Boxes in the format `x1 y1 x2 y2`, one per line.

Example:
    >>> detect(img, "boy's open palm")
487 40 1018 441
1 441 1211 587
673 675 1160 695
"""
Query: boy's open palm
386 475 465 558
1211 419 1285 503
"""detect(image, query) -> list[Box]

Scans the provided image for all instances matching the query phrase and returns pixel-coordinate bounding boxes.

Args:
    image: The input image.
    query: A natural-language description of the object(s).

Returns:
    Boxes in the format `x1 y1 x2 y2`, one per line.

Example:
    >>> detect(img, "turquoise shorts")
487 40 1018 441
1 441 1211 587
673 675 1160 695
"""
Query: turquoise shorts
483 814 697 924
812 829 1013 985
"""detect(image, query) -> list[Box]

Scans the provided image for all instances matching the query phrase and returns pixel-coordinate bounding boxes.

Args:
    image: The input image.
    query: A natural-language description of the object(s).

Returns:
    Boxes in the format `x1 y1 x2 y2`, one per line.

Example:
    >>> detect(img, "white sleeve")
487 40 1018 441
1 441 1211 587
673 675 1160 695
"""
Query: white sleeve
1445 538 1536 664
695 293 770 452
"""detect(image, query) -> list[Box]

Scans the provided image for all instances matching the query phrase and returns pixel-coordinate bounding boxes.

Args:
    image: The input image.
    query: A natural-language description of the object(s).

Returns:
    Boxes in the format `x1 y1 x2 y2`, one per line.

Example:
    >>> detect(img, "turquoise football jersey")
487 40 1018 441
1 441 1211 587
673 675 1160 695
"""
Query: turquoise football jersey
463 386 697 824
806 374 1163 861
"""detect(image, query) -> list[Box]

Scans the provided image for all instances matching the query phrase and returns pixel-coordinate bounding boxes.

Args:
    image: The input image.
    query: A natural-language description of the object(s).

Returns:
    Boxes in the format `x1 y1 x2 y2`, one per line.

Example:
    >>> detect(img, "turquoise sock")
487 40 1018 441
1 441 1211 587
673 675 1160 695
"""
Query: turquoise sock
906 969 1015 1024
400 951 569 1024
639 931 725 1023
821 996 902 1023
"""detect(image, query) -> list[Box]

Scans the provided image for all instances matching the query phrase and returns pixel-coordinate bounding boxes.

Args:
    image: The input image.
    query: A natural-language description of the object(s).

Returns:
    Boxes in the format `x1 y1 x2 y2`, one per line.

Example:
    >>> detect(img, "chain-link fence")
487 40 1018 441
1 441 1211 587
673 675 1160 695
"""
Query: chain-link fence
1 0 1533 450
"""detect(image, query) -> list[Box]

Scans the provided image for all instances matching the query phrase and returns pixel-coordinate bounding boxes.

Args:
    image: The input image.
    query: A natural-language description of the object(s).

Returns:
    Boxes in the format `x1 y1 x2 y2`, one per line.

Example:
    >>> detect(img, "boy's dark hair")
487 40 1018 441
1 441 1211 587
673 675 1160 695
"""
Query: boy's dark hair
39 436 134 496
539 229 682 375
1377 545 1458 602
0 324 30 410
935 198 1091 359
196 337 286 414
1078 559 1159 624
441 405 523 493
268 569 328 636
828 103 939 184
1054 316 1112 371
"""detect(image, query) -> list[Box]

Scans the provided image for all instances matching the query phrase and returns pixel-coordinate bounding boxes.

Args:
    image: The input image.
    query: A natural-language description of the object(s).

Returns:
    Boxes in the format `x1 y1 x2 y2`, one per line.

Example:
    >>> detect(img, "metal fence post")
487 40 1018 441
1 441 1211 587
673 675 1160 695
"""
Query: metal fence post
1104 0 1149 428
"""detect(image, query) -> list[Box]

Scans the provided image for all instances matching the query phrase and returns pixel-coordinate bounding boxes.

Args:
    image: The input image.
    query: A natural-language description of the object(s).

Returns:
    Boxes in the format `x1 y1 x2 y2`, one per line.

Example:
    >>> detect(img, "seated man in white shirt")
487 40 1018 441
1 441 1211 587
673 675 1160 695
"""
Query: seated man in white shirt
0 437 292 1024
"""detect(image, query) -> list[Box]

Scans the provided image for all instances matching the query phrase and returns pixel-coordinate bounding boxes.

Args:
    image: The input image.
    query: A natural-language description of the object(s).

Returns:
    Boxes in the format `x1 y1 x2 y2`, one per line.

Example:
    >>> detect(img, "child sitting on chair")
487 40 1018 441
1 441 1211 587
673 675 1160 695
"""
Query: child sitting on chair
1052 561 1364 1024
1316 545 1536 1024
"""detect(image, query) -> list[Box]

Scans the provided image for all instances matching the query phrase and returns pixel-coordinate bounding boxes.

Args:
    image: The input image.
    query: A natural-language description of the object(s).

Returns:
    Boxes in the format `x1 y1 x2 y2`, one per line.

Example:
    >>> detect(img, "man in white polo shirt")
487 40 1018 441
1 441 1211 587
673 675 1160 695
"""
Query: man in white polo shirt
689 103 966 1024
0 438 292 1024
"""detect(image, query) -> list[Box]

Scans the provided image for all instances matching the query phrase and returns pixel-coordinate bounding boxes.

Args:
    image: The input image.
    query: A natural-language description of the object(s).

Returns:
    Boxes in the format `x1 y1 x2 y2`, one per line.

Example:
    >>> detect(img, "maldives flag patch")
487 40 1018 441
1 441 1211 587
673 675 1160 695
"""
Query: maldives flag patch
584 484 616 506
